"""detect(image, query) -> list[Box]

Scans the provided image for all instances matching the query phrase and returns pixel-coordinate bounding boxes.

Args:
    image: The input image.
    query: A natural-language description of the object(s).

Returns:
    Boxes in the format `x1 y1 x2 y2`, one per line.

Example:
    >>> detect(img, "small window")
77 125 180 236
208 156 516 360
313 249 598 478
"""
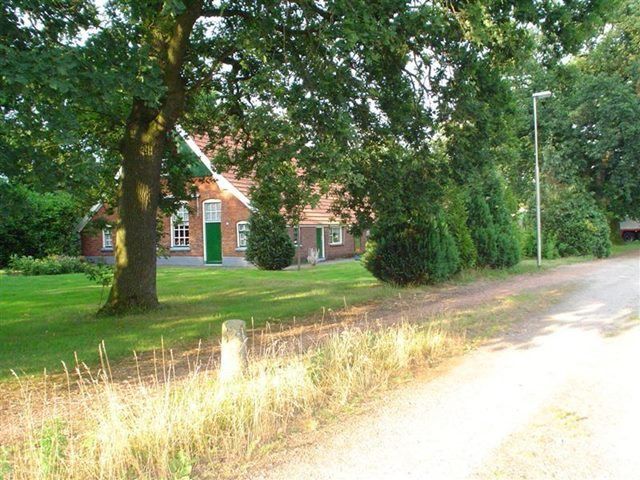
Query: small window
171 204 190 247
102 227 113 250
237 221 249 249
329 225 343 245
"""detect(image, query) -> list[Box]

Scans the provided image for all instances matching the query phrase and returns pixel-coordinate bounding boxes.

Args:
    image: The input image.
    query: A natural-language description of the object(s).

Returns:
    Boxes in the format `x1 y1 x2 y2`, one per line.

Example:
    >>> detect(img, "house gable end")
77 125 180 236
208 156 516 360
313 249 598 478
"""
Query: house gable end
176 125 252 210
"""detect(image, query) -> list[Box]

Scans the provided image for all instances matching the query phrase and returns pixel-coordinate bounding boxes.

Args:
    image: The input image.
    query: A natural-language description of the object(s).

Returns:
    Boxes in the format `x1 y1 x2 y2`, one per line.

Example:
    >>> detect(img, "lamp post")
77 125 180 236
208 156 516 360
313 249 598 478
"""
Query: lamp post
533 90 552 268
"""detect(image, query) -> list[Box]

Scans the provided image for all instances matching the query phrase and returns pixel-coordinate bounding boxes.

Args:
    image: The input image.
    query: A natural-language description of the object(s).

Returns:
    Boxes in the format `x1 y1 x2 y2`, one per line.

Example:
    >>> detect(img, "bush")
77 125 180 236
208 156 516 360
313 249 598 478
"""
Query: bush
543 189 611 258
520 227 560 260
444 186 477 270
0 183 83 266
485 174 520 268
245 211 295 270
465 174 520 268
8 255 88 275
466 188 498 267
364 210 460 286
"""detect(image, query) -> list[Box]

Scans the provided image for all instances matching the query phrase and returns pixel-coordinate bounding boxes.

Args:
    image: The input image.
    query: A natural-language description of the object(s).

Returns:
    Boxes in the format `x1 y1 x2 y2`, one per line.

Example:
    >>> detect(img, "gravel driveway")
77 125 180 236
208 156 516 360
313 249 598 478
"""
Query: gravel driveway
249 253 640 480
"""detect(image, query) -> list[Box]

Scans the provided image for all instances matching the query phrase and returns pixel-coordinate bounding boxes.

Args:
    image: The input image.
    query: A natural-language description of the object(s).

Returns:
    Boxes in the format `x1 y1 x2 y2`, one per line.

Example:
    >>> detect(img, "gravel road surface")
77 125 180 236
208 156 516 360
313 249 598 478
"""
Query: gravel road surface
251 253 640 480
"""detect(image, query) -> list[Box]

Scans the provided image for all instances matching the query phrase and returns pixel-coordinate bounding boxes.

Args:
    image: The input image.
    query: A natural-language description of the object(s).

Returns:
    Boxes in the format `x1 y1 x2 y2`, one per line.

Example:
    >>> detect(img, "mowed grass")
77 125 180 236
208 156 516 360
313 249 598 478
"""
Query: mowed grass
0 261 396 379
1 242 637 380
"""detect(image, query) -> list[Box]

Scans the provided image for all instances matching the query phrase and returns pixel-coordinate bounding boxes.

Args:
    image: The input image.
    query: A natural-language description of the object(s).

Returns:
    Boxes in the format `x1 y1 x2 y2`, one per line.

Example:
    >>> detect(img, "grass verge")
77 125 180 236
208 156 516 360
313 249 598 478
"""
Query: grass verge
453 242 639 284
4 243 637 380
1 285 567 479
0 262 397 379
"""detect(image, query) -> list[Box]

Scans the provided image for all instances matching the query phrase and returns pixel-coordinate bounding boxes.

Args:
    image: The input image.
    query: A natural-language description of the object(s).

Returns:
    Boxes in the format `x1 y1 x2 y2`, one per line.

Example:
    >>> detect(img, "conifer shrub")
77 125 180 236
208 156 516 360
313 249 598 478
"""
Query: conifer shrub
466 188 498 267
465 174 520 268
485 175 520 268
444 186 477 270
245 211 295 270
363 210 459 286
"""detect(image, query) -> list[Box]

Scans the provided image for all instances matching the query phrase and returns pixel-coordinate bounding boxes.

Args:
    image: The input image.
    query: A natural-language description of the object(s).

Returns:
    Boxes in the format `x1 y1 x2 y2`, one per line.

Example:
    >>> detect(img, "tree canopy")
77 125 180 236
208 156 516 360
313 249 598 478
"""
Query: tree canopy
1 0 614 310
505 0 639 222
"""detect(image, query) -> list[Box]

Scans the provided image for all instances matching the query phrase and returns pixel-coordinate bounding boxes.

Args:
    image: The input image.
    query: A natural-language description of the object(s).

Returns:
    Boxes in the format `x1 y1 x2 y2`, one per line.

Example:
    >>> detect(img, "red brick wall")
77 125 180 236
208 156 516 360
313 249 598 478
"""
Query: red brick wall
157 178 251 258
290 226 364 261
81 178 251 261
80 207 118 258
81 179 365 265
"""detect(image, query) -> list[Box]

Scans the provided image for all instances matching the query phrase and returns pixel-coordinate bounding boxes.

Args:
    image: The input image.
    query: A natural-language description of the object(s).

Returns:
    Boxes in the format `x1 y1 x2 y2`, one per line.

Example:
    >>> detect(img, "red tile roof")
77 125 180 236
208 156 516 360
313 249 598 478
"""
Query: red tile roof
192 134 341 225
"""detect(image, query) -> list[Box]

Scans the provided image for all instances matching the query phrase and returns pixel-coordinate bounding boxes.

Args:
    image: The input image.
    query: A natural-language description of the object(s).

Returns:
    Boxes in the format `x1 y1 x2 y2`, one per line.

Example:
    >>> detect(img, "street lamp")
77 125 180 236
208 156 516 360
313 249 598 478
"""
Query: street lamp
532 90 552 268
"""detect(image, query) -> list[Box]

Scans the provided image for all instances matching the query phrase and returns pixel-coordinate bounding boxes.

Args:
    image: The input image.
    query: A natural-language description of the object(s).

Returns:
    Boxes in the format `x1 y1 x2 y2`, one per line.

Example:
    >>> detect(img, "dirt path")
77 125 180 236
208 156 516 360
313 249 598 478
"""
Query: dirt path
247 253 640 479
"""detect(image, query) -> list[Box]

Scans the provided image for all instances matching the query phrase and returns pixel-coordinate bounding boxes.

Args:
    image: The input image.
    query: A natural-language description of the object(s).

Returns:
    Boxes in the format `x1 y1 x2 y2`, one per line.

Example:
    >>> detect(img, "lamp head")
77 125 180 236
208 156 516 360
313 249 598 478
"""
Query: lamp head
533 90 552 99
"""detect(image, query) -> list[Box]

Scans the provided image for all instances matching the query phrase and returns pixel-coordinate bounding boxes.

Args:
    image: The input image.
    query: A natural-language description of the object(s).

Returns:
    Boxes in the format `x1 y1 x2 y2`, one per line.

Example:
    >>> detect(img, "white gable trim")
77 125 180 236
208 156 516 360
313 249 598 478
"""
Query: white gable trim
76 202 102 233
78 128 253 233
175 125 253 210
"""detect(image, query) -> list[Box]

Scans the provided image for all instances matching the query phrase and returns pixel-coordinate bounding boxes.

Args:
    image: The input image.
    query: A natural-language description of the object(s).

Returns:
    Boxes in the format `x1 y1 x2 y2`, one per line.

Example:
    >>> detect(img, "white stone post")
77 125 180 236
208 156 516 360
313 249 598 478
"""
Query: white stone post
219 319 248 382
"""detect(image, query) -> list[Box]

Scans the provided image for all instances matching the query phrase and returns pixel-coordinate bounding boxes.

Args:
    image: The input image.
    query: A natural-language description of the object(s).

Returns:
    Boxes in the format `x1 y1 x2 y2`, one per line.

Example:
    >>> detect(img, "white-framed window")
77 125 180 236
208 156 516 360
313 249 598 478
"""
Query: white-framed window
171 204 190 248
237 221 250 249
204 201 221 223
329 225 343 245
102 227 113 250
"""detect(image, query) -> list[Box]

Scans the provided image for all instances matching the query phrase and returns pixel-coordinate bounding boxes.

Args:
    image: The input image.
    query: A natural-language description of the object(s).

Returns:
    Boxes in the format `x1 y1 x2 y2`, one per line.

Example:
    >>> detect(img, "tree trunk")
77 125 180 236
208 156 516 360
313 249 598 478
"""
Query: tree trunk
100 2 201 314
102 112 166 313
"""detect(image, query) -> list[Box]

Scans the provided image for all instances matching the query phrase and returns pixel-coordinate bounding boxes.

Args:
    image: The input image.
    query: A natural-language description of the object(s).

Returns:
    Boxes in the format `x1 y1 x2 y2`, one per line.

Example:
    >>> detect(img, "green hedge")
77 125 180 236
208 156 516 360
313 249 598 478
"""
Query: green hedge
8 255 88 275
0 183 83 266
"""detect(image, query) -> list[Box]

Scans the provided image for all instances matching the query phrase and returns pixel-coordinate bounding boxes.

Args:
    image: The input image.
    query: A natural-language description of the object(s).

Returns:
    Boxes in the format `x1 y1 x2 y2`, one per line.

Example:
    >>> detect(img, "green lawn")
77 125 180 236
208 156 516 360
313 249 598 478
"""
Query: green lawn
0 261 397 379
1 243 638 380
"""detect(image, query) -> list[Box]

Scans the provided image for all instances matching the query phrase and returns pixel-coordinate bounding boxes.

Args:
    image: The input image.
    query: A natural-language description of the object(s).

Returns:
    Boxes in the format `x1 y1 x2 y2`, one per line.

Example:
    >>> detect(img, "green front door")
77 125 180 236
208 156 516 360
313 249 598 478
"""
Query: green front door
204 201 222 264
316 227 324 259
205 223 222 264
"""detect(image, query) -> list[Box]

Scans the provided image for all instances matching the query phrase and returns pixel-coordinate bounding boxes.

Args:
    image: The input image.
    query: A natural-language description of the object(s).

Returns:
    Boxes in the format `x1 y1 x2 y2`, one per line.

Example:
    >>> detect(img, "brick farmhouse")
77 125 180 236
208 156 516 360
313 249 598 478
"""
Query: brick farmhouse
79 132 365 266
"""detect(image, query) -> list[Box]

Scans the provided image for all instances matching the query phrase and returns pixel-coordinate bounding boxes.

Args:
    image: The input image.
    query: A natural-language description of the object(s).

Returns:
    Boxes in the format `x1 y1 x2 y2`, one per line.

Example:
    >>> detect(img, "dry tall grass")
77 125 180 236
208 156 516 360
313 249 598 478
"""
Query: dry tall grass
2 323 463 479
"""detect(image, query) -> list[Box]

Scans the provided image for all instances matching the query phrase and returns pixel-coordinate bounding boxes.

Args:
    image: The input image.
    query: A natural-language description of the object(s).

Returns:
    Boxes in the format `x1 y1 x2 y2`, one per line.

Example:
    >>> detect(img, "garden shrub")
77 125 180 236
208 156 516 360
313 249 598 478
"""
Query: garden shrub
543 189 611 258
0 183 83 266
444 186 477 270
8 255 88 275
246 211 295 270
363 210 460 286
520 227 560 259
544 234 561 259
466 188 498 267
465 174 520 268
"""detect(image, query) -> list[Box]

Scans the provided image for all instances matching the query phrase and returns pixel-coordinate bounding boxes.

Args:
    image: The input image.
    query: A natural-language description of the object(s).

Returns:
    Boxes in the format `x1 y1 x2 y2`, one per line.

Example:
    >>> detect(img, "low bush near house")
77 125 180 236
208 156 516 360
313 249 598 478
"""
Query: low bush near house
7 255 88 276
364 210 460 286
246 211 295 270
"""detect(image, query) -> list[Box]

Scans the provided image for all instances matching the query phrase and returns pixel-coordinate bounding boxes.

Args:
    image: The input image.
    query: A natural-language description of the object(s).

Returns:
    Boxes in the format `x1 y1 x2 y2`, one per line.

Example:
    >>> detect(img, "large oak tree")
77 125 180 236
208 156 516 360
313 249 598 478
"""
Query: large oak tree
1 0 609 312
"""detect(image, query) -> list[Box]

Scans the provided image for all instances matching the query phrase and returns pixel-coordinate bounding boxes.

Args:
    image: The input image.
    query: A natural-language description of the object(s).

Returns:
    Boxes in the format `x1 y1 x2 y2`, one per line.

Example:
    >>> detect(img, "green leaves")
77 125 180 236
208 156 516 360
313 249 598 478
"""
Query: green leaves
245 209 295 270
